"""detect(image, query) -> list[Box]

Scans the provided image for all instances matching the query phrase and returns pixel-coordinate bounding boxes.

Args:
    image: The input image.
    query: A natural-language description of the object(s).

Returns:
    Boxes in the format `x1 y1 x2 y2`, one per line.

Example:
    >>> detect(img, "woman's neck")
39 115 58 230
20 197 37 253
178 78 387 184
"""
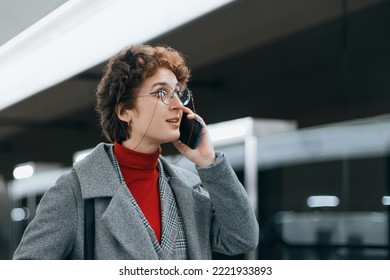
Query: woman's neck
120 138 160 154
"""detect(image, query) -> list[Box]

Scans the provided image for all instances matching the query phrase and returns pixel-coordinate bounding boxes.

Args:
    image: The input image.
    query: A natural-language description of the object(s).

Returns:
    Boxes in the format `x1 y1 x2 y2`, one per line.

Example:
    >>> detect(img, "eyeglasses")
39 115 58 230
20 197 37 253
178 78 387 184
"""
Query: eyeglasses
138 87 192 106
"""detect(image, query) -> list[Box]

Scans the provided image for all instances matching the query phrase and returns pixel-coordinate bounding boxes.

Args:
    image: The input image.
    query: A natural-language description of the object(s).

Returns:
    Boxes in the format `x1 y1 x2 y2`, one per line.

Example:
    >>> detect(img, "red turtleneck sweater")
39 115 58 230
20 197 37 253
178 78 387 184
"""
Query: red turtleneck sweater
114 141 162 242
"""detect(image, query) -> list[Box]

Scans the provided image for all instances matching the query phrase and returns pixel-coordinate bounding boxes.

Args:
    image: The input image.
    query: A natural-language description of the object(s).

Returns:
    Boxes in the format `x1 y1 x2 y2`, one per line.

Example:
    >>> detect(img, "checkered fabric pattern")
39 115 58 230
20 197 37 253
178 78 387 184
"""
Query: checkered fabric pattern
108 146 188 260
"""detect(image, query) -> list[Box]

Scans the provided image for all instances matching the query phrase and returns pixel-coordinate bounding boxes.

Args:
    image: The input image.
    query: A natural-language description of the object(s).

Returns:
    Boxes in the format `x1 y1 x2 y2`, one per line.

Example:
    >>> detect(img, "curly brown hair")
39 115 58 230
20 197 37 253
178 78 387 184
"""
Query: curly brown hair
95 44 191 143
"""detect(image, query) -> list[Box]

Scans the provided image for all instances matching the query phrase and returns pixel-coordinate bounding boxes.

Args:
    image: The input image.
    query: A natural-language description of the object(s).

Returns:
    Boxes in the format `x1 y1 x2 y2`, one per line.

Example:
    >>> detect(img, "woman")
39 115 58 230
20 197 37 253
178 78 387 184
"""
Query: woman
13 44 259 259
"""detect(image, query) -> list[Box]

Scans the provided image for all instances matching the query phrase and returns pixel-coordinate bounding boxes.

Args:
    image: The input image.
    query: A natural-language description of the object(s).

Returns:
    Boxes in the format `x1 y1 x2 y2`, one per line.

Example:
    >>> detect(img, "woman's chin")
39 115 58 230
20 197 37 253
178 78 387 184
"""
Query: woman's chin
162 133 180 144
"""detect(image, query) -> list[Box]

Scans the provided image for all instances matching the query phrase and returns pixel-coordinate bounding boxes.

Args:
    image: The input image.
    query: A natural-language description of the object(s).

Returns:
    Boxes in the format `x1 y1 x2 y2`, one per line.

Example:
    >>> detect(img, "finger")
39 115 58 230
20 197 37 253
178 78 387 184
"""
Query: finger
184 111 205 124
193 114 205 124
182 107 194 115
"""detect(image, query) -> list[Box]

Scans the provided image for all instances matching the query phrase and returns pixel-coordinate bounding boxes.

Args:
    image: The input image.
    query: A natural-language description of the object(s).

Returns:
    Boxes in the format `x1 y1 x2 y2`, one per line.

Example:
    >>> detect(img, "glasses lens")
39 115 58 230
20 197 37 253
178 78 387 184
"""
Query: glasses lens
160 88 191 105
179 89 191 105
159 88 173 105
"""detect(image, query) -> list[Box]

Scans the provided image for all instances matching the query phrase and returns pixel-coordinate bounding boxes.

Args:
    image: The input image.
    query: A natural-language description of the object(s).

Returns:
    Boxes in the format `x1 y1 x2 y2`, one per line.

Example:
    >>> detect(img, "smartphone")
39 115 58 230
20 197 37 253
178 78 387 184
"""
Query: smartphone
179 112 203 149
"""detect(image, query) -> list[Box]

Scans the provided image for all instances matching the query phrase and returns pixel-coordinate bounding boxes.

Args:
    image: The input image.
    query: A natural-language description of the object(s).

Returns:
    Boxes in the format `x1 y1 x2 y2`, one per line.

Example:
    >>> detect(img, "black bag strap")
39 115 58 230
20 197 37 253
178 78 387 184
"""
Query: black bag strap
84 198 95 260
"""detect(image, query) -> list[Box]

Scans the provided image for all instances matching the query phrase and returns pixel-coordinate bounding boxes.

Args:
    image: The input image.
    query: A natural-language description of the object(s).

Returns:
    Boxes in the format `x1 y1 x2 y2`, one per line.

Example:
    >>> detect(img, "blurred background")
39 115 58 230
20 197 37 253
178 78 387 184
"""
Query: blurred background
1 0 390 260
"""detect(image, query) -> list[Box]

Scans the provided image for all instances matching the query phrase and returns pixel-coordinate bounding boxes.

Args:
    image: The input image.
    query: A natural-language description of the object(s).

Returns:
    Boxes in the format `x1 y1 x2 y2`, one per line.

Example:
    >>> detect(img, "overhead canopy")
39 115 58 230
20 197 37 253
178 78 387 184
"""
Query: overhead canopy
0 0 236 111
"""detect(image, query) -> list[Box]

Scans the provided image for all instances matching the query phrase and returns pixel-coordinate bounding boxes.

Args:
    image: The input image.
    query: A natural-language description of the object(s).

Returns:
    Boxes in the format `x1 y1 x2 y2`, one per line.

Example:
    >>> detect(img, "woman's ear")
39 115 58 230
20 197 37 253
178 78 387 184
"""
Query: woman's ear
115 103 132 123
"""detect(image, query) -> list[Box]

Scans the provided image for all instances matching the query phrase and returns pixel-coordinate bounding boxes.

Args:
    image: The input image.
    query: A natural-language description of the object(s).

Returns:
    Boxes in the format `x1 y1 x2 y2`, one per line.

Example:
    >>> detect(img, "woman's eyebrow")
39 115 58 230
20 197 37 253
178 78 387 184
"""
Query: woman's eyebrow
150 82 179 90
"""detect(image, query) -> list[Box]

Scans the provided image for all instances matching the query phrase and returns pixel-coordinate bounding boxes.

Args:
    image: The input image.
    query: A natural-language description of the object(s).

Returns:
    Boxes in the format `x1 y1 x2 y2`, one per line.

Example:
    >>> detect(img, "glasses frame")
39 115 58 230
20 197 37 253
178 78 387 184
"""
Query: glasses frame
138 87 192 106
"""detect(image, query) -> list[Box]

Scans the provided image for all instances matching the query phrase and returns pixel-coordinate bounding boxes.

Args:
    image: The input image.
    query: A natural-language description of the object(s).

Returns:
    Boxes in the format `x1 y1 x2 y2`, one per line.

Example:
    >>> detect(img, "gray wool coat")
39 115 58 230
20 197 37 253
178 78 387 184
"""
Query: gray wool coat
13 143 259 259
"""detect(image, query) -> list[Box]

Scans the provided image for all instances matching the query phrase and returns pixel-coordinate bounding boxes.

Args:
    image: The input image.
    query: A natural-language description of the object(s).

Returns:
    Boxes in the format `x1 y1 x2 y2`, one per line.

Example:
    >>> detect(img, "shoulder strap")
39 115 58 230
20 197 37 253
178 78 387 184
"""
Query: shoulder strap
84 199 95 260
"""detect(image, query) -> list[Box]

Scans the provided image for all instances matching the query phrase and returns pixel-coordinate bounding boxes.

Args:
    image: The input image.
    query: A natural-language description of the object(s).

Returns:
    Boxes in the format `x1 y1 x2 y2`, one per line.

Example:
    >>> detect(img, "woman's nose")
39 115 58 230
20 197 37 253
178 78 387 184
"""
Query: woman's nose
170 94 185 110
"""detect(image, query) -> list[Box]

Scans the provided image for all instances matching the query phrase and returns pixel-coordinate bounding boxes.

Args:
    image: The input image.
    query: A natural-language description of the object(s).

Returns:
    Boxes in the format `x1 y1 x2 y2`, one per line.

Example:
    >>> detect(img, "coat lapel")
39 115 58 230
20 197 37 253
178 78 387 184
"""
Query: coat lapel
100 185 159 259
74 143 159 259
158 176 179 259
168 176 213 259
159 156 213 259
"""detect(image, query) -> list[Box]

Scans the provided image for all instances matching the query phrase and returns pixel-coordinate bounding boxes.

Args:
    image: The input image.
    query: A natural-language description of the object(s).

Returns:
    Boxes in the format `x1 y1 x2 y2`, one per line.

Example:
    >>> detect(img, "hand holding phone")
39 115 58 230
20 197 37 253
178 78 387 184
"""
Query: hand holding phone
179 112 203 149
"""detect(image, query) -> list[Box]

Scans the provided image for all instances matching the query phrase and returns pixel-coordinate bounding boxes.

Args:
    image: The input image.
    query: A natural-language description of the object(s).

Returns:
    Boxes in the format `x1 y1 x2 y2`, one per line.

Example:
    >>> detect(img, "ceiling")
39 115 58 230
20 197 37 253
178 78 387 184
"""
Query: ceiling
0 0 68 46
0 0 389 180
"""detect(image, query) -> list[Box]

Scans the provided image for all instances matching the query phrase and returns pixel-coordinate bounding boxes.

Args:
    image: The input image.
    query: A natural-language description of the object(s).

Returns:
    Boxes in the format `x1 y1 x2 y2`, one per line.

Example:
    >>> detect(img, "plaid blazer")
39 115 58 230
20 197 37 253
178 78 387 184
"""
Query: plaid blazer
13 143 259 260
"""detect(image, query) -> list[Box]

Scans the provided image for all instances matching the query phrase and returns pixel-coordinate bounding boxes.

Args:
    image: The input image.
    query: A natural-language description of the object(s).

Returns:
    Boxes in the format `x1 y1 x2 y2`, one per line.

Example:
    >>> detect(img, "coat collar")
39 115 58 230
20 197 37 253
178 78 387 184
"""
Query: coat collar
73 143 121 199
74 143 203 200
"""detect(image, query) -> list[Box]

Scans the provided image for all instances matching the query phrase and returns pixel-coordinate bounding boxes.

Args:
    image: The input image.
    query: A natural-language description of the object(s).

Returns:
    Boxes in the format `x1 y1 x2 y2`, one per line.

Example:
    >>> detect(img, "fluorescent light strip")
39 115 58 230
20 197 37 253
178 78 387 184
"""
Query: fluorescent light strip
13 163 35 180
307 195 340 208
0 0 236 111
382 196 390 206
